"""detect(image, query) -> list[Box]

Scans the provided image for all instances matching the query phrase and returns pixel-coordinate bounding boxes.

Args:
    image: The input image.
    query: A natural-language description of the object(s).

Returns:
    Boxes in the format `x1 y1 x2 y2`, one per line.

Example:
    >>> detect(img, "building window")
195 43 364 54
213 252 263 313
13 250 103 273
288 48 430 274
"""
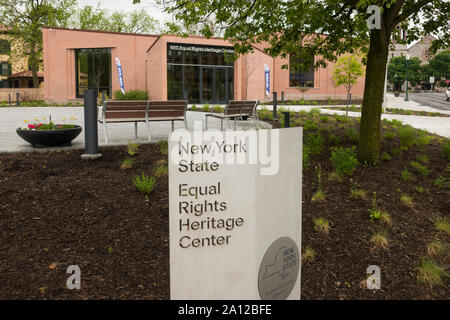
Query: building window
0 40 10 55
0 79 10 88
289 53 314 88
0 61 11 76
167 43 234 103
75 48 111 98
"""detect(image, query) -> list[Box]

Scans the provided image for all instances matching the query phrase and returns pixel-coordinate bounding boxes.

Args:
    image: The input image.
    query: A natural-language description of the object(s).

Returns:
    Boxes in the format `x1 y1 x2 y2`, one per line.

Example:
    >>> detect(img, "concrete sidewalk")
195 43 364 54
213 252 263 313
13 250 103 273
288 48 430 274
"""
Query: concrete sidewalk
0 107 267 153
385 93 450 114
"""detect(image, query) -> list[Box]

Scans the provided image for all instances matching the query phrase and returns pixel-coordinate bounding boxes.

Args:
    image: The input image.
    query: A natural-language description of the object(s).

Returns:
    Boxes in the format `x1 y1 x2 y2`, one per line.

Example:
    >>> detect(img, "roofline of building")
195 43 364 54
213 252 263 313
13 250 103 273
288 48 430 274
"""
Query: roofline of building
42 26 160 38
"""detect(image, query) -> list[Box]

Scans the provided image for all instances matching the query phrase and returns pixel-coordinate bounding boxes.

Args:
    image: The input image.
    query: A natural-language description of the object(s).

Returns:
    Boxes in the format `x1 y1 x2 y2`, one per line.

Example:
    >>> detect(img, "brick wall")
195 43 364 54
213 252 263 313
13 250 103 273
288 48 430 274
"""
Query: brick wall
0 88 44 102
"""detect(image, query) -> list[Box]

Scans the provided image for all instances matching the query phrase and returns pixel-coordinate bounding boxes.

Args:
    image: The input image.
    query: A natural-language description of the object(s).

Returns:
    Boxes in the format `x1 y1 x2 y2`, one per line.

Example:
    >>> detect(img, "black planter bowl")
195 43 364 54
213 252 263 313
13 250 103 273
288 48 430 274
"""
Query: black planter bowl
16 125 83 148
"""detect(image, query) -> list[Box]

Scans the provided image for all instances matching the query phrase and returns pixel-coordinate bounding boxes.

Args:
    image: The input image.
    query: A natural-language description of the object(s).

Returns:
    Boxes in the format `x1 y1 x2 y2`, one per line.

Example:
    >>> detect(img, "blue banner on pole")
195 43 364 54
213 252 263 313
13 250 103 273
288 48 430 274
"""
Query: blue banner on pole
115 57 125 94
264 64 270 97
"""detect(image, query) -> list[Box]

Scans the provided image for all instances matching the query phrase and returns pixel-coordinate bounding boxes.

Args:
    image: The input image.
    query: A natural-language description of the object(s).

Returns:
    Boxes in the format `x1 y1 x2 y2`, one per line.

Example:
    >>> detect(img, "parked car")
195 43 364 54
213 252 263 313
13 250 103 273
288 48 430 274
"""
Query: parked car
446 87 450 101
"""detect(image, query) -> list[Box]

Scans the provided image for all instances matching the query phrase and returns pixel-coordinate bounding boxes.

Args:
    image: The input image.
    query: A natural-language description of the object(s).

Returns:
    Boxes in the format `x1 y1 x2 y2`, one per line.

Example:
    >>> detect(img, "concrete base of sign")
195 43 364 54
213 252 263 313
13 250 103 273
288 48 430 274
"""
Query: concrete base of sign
81 153 102 160
169 128 302 300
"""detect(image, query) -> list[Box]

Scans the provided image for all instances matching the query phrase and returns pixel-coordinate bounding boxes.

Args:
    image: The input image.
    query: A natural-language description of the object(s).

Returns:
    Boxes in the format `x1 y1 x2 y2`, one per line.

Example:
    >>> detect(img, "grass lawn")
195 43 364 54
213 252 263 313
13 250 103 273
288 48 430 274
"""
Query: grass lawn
0 111 449 299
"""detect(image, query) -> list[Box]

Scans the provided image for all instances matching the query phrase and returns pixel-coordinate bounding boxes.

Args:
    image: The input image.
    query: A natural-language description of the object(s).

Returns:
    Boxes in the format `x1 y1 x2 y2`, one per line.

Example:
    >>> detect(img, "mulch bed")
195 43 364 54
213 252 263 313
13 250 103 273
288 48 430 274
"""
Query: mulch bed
0 117 448 299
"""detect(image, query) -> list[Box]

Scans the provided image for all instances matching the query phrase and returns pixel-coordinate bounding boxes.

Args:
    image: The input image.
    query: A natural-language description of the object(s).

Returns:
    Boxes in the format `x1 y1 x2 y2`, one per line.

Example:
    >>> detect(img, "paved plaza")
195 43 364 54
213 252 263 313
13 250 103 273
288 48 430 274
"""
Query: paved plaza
0 108 267 153
1 94 449 153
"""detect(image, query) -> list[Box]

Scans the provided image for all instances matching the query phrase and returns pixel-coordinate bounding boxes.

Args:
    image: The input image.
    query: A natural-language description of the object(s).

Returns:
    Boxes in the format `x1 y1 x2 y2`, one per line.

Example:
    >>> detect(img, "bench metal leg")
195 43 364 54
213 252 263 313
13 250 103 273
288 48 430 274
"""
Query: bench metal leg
134 122 138 139
146 122 151 141
254 113 260 130
103 122 108 144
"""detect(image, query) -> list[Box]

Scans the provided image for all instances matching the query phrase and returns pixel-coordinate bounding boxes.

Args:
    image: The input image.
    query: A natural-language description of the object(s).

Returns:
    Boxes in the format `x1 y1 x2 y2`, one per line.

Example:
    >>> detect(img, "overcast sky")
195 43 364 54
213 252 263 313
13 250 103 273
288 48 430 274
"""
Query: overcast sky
75 0 171 24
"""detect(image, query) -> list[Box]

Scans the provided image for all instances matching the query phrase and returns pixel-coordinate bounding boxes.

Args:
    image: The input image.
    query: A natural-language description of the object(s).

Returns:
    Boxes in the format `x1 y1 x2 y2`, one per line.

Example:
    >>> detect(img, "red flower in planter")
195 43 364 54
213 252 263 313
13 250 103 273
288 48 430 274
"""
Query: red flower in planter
28 124 36 129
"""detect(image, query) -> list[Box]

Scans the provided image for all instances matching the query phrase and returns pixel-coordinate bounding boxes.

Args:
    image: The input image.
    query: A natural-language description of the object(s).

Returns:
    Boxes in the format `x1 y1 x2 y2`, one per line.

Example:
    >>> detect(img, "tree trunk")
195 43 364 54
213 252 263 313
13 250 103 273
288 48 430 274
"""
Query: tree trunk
30 51 39 89
357 30 389 164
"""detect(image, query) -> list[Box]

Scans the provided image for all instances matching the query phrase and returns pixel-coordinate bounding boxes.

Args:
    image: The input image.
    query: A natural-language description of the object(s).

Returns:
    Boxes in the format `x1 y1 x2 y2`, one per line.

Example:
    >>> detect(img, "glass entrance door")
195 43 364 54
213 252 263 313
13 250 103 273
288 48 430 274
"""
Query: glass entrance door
201 67 214 103
200 67 232 104
215 68 227 103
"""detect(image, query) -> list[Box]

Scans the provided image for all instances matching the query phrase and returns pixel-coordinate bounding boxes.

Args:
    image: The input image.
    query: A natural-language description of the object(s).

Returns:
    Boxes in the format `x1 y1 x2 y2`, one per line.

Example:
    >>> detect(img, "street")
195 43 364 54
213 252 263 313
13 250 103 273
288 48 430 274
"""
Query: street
400 92 450 111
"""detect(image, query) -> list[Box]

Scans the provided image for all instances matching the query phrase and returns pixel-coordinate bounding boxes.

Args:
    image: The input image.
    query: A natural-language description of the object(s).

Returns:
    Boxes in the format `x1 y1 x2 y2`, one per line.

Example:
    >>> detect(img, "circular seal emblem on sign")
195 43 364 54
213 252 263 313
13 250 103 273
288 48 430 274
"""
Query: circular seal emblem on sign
258 237 300 300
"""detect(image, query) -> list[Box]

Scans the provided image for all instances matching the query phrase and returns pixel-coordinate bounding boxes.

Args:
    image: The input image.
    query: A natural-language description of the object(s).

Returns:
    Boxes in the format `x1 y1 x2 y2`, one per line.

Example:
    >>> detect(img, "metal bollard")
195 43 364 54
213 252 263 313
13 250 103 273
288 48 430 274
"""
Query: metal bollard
81 89 102 160
272 91 278 120
8 93 11 107
16 92 19 106
101 90 106 105
281 91 284 104
282 111 290 128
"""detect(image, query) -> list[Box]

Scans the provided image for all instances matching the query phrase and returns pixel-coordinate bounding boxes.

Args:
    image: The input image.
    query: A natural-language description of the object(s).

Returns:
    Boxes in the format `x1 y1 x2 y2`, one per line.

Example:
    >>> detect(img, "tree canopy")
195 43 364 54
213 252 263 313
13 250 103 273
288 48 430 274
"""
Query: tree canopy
388 51 450 88
387 55 422 87
427 50 450 83
133 0 449 163
333 55 365 95
0 0 76 87
69 5 159 34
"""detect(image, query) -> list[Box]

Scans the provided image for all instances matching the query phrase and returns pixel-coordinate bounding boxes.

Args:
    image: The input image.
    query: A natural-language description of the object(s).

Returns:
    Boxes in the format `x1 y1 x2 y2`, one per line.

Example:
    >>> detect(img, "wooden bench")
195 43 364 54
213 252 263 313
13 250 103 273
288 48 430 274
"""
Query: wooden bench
205 100 260 130
99 100 188 143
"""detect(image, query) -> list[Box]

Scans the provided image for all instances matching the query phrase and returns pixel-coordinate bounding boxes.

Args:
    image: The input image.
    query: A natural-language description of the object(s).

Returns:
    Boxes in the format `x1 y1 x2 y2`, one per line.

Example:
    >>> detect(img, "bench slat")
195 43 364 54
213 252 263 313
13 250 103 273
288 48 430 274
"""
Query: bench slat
99 117 184 123
105 111 146 119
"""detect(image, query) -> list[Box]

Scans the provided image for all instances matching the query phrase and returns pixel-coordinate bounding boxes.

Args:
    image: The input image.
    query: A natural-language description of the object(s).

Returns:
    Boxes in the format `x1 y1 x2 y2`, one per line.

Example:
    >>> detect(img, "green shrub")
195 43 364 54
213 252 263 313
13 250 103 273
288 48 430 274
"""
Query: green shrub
304 132 324 155
346 127 359 143
133 173 157 194
213 105 224 113
416 154 429 164
417 258 448 286
318 126 332 134
190 105 198 111
293 118 303 127
401 168 413 181
330 147 358 175
154 160 168 178
383 131 397 140
415 131 433 150
390 119 403 127
349 182 367 200
120 158 134 170
433 176 449 189
202 104 211 112
127 142 139 156
397 125 416 149
304 120 318 131
334 114 349 123
319 116 329 123
410 161 432 175
303 146 310 169
328 134 341 145
157 140 168 156
114 90 149 100
308 107 321 118
298 110 309 117
381 152 392 161
441 139 450 160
